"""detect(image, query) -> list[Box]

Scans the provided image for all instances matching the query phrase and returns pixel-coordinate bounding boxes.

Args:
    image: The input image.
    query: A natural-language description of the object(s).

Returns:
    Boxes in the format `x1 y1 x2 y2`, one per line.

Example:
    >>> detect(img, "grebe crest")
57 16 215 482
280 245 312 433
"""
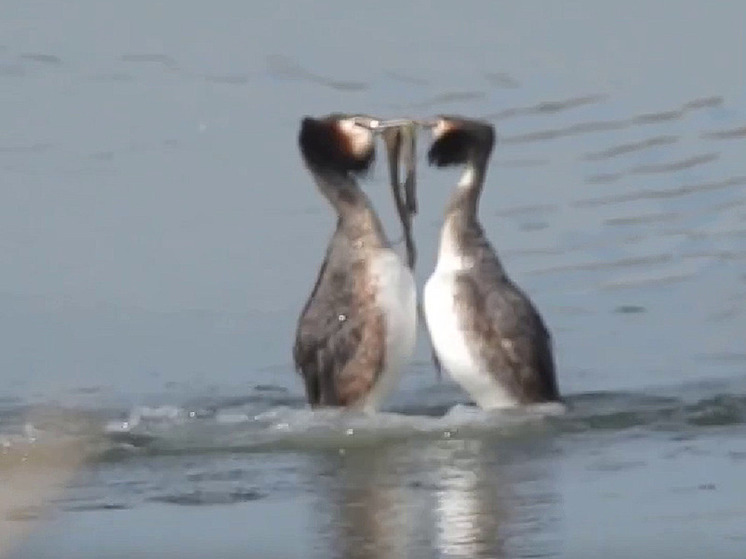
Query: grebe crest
298 114 377 174
427 116 496 168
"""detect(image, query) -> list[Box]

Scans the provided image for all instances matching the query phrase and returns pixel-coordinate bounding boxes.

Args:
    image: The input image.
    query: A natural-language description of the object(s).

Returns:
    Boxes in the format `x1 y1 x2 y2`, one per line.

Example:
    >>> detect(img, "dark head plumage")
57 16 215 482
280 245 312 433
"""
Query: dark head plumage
298 114 376 175
427 116 496 167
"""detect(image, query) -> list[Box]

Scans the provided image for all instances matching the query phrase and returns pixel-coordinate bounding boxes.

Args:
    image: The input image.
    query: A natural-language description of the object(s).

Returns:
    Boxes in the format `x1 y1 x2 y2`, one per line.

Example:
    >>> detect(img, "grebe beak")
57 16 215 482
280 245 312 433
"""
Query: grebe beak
351 117 421 132
417 118 439 129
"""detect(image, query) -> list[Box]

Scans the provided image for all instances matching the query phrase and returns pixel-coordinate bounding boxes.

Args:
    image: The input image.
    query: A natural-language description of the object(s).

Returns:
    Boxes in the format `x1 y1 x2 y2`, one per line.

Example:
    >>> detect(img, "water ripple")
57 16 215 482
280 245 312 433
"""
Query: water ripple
528 254 673 276
604 212 679 227
19 53 62 65
265 54 367 91
119 53 178 68
500 95 724 144
632 96 723 124
486 93 608 120
494 203 559 217
497 158 550 168
148 488 265 506
586 172 624 184
402 91 486 109
629 153 718 174
582 135 679 161
600 270 694 290
588 151 721 191
502 119 626 144
701 125 746 140
575 176 746 207
484 71 521 88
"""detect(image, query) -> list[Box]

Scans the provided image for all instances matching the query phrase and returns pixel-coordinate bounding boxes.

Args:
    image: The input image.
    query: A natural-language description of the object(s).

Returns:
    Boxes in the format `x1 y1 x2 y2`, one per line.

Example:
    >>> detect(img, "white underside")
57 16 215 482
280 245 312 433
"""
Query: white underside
424 225 519 410
360 249 417 413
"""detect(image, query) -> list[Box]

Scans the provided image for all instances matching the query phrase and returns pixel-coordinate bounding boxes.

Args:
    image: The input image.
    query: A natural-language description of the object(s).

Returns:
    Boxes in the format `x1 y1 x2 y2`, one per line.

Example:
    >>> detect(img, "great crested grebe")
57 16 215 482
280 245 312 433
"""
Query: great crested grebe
421 116 560 409
293 114 417 411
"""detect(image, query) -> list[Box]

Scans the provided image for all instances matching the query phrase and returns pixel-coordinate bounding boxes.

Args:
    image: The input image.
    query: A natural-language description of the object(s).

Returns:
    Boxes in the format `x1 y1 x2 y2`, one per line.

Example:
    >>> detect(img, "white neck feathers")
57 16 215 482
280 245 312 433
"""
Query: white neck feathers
457 163 477 189
436 221 472 273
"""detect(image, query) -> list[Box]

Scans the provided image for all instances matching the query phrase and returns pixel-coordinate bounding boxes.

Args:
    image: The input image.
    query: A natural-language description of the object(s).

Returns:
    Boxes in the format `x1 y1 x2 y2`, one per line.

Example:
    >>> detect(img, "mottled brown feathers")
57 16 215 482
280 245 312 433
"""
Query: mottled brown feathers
335 311 385 406
293 251 387 408
454 273 560 404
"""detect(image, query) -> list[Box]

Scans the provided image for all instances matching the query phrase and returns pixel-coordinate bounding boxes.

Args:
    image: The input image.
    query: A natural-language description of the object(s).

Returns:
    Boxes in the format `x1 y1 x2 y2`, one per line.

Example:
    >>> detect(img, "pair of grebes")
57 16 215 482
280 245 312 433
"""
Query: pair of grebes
294 114 561 413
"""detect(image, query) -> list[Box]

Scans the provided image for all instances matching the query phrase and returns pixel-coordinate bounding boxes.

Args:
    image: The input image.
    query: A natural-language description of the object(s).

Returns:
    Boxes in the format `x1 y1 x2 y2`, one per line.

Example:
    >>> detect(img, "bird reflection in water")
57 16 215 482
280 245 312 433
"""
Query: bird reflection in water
309 432 560 558
429 437 561 558
313 445 411 559
430 439 507 558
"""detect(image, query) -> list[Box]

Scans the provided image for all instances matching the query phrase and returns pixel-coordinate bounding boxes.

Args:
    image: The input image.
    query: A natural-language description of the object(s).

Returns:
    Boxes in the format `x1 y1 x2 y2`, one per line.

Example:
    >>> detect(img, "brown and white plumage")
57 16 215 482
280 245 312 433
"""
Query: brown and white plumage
293 114 417 411
422 116 560 409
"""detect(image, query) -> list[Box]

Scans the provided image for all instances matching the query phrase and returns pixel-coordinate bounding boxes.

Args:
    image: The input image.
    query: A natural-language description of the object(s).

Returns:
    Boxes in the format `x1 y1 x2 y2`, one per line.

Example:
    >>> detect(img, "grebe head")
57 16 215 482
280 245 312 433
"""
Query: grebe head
423 116 496 167
298 114 377 175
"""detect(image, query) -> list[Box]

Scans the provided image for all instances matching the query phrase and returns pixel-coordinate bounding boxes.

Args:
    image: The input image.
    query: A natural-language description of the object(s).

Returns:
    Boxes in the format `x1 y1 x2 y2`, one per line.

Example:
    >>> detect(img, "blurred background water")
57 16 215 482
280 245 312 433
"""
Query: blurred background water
1 1 745 557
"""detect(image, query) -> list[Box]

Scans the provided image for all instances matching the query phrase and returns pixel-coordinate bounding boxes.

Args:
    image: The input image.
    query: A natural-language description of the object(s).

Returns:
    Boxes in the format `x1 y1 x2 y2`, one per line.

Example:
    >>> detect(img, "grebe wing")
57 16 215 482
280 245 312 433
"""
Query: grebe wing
294 263 385 406
455 273 559 402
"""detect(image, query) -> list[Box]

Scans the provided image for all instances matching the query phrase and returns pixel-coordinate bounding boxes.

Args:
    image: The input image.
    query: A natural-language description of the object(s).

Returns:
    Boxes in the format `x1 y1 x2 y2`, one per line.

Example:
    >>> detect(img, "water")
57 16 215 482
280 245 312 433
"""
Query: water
1 0 745 557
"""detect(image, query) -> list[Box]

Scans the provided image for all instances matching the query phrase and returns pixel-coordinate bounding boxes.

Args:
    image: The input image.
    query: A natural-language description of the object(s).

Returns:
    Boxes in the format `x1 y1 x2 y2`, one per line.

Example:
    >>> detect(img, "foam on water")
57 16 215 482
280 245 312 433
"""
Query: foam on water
2 377 746 466
100 401 565 456
56 380 746 458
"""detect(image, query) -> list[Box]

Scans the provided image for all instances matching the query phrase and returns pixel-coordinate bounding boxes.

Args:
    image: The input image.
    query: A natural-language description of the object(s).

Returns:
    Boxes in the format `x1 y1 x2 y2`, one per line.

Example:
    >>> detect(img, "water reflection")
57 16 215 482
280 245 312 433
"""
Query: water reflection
310 437 561 559
312 447 412 559
426 438 561 559
429 439 506 558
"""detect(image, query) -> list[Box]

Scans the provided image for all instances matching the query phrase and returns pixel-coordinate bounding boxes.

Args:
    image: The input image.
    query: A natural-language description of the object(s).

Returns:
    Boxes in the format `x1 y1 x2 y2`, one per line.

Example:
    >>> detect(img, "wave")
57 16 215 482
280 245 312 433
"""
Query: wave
3 381 746 463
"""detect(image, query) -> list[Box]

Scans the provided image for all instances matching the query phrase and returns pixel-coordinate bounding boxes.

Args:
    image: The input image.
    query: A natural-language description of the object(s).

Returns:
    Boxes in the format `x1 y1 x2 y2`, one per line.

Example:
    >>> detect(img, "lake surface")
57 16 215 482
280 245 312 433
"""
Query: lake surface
1 1 745 557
